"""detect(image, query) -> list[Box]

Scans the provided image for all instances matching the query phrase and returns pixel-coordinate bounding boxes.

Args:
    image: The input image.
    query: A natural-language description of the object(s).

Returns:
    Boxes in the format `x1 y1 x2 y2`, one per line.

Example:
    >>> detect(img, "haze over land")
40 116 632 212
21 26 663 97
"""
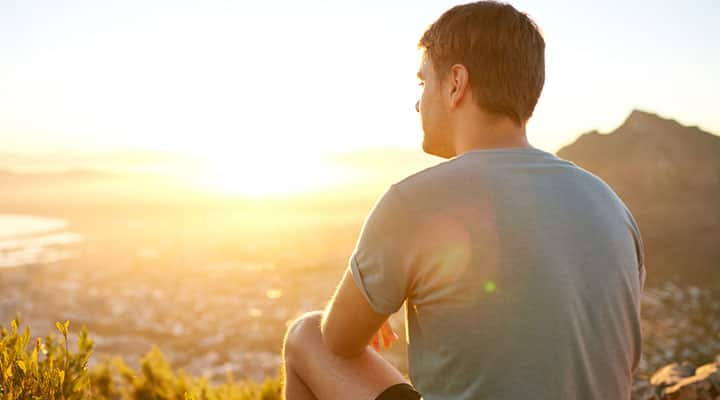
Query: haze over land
1 109 719 385
1 108 718 287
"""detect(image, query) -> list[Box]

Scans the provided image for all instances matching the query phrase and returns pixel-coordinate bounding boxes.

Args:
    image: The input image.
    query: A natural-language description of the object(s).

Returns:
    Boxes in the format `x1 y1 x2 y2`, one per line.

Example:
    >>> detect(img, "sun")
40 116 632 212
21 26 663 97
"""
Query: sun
188 149 344 198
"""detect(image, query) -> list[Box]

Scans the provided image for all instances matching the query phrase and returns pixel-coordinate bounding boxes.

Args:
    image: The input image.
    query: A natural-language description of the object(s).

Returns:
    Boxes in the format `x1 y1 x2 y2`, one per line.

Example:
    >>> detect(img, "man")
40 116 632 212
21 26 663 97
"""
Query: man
282 1 646 399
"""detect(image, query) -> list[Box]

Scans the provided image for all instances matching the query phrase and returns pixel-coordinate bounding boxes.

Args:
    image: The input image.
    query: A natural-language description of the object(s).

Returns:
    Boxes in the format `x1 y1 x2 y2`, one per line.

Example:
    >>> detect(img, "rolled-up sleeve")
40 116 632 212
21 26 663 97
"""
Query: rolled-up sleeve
349 184 415 315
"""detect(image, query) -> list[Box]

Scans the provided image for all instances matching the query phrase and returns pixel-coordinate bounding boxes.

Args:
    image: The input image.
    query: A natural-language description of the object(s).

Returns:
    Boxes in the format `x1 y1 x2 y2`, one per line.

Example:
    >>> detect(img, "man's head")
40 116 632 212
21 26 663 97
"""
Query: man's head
416 1 545 158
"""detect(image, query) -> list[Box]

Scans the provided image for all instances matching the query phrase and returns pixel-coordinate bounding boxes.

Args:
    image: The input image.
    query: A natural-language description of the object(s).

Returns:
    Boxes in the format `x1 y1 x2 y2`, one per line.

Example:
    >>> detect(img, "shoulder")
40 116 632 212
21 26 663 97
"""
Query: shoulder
390 156 467 201
360 158 463 221
558 159 642 233
555 157 622 199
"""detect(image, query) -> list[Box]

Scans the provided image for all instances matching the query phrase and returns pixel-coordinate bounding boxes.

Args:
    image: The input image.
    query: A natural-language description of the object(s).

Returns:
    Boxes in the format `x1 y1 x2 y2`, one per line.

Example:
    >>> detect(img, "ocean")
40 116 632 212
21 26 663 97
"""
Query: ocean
0 214 84 268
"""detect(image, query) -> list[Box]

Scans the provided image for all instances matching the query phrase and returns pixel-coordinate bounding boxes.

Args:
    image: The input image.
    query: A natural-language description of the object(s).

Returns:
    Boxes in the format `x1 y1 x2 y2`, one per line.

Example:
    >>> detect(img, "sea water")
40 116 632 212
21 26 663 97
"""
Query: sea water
0 214 84 268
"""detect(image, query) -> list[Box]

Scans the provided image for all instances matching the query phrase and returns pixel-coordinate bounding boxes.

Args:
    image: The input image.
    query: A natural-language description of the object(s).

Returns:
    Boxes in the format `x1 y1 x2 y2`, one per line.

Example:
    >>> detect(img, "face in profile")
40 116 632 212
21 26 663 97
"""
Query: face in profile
416 51 454 159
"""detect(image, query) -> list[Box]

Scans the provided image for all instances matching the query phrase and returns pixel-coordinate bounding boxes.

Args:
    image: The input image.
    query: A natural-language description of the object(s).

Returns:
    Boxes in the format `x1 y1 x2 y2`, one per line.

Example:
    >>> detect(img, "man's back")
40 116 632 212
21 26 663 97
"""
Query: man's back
349 146 645 399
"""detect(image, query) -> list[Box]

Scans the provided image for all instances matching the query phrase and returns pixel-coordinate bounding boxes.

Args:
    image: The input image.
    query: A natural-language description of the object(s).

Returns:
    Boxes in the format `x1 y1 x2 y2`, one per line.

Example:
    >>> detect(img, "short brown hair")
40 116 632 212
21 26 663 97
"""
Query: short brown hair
419 1 545 125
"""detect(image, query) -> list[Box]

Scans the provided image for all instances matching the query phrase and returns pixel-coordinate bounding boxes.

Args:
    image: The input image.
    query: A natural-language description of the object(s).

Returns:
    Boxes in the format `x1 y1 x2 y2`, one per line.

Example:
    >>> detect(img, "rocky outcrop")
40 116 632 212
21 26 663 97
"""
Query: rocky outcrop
633 356 720 399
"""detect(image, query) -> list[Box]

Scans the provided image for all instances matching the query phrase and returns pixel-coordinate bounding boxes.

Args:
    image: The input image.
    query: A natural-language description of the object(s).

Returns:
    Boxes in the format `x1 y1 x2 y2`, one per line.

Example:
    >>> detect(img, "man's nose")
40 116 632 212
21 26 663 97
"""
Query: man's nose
415 100 420 113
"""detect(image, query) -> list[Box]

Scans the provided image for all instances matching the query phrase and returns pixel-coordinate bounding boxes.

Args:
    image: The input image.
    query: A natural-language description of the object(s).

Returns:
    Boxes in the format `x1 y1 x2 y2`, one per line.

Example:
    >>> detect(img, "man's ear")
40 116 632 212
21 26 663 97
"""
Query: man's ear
448 64 470 108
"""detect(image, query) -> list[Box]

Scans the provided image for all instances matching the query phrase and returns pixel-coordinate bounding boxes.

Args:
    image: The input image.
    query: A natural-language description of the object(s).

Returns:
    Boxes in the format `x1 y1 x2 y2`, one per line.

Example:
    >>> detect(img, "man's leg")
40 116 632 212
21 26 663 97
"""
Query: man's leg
282 311 410 400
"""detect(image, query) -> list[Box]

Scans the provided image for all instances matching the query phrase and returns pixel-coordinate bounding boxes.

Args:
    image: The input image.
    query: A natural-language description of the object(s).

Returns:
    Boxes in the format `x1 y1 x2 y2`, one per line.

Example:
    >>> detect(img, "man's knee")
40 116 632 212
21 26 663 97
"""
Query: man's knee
283 310 323 359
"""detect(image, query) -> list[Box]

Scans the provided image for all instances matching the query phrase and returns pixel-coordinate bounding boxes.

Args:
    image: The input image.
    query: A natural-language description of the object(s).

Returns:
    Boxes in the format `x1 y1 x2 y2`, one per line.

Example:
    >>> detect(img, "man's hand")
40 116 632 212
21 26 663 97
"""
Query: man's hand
370 320 399 352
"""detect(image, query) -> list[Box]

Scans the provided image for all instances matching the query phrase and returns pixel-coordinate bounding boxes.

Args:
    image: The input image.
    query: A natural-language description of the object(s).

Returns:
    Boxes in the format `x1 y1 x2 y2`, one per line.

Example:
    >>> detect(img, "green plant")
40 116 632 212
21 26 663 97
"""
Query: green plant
0 317 282 400
0 316 92 399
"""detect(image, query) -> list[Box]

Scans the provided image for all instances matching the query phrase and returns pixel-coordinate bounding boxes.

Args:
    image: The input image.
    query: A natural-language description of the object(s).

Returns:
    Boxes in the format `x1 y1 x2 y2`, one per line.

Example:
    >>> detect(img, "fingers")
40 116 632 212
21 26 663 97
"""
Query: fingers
380 326 390 348
381 321 399 347
378 321 399 350
370 321 400 352
371 333 380 351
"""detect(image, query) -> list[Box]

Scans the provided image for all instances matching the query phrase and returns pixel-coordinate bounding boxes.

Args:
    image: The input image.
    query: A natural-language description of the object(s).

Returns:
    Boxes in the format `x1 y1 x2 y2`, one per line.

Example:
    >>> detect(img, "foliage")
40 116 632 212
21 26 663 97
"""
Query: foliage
0 318 282 400
0 316 92 400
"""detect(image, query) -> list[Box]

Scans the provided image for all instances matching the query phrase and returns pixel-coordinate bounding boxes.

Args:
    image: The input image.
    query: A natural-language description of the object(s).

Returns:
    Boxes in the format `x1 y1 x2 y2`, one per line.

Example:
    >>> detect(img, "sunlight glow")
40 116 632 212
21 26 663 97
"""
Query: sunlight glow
187 150 346 197
2 1 718 178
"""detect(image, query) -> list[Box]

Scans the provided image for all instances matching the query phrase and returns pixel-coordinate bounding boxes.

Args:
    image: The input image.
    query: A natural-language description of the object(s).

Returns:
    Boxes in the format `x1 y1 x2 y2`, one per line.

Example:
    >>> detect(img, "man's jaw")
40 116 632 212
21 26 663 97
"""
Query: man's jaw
422 137 456 159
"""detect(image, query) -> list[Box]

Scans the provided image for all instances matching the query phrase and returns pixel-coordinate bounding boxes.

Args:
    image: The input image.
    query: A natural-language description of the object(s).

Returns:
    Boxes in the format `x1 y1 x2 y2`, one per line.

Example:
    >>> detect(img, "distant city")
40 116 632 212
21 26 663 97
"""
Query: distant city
0 209 408 384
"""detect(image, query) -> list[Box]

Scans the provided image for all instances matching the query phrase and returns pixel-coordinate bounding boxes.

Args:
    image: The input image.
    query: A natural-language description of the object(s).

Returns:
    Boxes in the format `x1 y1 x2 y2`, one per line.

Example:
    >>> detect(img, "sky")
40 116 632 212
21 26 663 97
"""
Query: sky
1 0 718 169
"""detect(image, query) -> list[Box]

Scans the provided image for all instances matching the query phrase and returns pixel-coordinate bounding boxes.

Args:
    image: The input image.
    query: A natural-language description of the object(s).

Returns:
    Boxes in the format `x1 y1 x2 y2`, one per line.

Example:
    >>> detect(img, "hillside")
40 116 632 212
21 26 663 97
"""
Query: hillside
558 110 720 287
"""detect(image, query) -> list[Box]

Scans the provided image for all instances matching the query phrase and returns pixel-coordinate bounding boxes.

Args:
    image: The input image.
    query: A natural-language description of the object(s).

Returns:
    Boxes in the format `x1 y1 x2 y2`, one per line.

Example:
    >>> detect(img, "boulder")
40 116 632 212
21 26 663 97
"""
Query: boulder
659 362 719 400
636 357 720 400
651 362 697 389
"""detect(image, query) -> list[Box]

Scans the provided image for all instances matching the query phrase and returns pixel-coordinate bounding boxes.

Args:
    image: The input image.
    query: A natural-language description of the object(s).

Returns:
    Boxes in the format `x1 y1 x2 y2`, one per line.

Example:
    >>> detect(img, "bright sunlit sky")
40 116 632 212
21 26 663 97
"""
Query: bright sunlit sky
1 0 718 193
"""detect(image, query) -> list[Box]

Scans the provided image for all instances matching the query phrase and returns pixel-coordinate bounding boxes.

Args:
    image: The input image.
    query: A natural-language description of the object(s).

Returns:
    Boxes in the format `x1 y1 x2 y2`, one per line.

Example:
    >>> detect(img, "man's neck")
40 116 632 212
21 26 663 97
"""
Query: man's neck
452 114 532 156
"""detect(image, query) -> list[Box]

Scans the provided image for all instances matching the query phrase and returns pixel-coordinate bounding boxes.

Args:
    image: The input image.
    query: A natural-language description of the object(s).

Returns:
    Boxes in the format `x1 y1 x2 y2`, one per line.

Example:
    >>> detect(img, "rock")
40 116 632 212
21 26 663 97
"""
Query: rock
695 363 720 390
652 362 697 389
662 362 719 400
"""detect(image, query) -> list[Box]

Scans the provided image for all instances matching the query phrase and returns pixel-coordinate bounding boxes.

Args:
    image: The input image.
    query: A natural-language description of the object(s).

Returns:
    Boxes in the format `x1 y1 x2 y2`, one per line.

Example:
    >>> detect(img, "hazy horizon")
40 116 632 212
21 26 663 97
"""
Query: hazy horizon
1 107 717 198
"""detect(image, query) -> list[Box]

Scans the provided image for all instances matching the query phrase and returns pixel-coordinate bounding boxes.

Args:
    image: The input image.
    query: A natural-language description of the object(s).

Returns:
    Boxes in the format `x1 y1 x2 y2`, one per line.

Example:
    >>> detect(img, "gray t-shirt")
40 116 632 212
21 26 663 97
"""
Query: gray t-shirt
349 147 645 400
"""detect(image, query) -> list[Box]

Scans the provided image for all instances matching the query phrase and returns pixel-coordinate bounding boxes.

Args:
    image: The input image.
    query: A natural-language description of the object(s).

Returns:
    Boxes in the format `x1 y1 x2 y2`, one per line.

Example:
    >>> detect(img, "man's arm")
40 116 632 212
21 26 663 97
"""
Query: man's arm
321 184 410 357
320 267 389 357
